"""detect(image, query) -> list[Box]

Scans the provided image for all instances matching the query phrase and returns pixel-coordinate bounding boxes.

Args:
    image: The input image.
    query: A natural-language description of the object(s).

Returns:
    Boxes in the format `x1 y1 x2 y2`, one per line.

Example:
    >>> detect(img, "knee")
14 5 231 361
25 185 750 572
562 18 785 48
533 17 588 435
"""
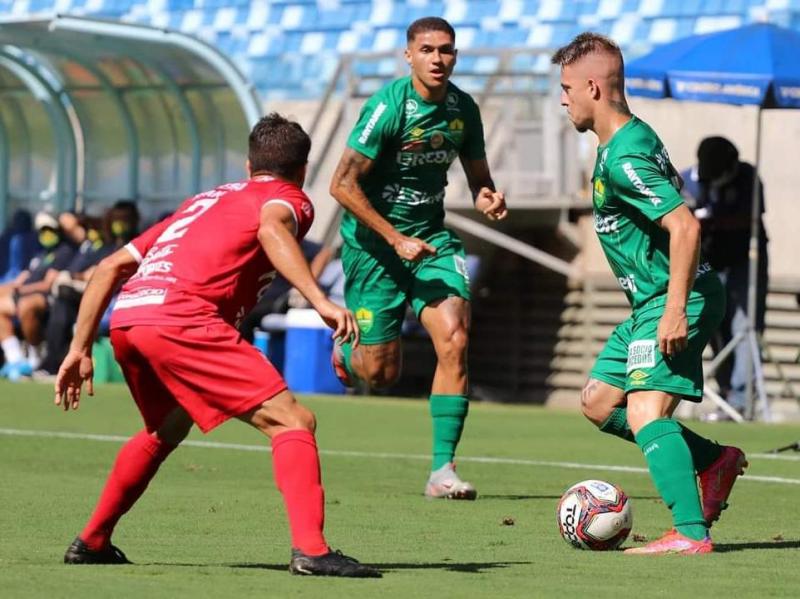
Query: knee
581 381 610 426
363 359 401 390
436 325 469 366
252 399 317 436
156 411 194 445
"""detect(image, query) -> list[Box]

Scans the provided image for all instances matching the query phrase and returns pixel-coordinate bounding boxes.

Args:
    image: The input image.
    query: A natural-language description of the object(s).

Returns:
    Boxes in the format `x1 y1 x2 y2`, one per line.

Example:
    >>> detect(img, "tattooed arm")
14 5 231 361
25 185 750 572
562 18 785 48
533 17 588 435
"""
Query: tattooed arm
329 147 435 261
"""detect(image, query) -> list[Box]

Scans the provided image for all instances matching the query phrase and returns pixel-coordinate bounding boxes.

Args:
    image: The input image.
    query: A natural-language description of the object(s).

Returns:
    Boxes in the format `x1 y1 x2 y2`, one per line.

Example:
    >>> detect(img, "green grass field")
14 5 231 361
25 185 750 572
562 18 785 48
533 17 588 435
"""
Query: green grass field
2 381 799 598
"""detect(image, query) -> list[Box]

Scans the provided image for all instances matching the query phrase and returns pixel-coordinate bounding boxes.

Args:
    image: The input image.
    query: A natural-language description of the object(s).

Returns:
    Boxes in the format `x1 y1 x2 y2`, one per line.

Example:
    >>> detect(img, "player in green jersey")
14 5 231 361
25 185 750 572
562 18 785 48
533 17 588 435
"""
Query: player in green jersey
552 33 747 554
329 17 507 500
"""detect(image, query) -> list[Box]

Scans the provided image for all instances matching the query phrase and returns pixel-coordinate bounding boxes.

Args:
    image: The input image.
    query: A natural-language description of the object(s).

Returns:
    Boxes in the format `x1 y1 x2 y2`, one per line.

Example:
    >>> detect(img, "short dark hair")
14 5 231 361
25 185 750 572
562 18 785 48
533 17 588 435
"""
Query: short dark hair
551 32 623 67
407 17 455 43
248 113 311 180
697 136 739 181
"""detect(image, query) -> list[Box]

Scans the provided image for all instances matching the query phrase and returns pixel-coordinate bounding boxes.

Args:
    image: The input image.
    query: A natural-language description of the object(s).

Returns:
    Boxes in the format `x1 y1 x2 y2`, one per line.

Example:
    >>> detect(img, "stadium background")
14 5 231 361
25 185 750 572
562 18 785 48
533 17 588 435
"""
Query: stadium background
1 0 798 416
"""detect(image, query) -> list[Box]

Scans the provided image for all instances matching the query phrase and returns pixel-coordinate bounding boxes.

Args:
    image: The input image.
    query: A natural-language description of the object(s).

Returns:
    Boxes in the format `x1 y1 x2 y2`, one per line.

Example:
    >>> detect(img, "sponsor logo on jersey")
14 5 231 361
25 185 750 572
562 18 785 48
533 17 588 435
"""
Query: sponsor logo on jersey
381 184 445 206
696 261 713 277
593 178 606 208
622 162 662 207
401 140 426 152
396 148 458 168
449 118 464 131
446 92 459 111
618 274 638 294
358 102 387 144
593 213 619 234
410 127 425 139
356 307 374 333
629 369 649 386
115 288 167 309
430 131 445 149
627 340 656 372
405 98 419 117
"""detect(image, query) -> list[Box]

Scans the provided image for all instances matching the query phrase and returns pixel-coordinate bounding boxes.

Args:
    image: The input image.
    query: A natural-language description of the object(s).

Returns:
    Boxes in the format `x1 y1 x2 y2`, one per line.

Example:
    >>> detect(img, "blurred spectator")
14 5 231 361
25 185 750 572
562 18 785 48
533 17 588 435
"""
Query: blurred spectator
681 136 769 416
0 209 39 283
37 202 141 377
0 212 76 380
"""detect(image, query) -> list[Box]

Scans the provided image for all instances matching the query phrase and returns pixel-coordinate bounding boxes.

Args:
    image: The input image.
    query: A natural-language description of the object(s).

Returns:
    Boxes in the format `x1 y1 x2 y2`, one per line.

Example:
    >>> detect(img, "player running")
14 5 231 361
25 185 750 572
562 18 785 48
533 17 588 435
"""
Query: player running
329 17 507 500
551 33 747 555
55 114 380 578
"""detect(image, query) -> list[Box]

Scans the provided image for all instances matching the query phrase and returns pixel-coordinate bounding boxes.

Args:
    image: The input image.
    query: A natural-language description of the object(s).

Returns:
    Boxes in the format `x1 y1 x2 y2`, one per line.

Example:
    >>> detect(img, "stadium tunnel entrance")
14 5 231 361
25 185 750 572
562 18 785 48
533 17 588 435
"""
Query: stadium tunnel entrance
0 15 261 227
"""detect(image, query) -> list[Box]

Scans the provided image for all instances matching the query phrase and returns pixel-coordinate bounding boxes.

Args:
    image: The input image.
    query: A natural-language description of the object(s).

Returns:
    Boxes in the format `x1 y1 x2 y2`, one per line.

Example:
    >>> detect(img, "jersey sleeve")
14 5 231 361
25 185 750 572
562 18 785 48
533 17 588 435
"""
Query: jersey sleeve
262 186 315 240
460 96 487 161
609 153 684 221
346 90 398 160
124 217 172 263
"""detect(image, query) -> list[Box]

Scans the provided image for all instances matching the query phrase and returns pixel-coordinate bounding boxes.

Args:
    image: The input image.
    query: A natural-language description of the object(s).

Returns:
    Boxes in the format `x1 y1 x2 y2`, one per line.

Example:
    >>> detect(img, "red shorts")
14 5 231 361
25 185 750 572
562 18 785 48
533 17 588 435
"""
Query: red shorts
110 322 287 433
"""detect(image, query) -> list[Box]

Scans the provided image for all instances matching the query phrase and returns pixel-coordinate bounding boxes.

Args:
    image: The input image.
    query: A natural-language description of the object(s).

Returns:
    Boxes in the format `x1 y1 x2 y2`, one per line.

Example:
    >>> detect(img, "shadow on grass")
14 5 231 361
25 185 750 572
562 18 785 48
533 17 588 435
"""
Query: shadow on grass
714 540 800 553
147 561 532 574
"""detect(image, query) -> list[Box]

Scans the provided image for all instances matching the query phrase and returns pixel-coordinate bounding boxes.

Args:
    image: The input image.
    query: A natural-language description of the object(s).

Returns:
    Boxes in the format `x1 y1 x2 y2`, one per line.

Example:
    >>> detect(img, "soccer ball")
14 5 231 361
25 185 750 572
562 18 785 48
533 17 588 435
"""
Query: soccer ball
557 479 633 550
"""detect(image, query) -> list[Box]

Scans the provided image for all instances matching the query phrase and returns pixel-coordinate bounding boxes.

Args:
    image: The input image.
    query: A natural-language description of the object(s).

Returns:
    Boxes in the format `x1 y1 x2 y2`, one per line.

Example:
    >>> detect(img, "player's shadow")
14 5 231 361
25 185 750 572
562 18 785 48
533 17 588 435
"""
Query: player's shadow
228 560 531 574
713 540 800 553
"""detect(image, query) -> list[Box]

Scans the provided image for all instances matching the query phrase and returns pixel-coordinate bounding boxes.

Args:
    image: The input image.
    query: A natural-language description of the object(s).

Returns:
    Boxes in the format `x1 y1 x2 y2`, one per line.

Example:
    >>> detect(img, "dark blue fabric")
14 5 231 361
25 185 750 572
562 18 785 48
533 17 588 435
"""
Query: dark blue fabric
627 23 800 108
24 243 77 284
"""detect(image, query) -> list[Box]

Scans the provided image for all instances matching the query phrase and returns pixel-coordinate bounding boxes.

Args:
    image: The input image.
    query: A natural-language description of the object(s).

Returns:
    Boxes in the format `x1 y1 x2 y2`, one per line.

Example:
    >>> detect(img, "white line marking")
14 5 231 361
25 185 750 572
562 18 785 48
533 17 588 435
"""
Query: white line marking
1 427 798 485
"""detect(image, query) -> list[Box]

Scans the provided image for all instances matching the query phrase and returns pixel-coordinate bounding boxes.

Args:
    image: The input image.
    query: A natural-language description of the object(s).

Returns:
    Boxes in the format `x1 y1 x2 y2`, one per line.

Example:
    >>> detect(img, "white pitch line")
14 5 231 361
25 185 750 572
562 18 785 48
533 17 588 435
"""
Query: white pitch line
1 427 799 485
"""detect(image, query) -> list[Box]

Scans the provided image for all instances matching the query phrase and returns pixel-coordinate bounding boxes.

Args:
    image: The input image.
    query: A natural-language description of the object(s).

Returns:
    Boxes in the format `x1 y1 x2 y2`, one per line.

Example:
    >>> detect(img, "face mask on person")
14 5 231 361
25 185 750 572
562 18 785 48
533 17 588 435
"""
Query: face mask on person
39 228 60 249
111 220 132 241
87 228 103 248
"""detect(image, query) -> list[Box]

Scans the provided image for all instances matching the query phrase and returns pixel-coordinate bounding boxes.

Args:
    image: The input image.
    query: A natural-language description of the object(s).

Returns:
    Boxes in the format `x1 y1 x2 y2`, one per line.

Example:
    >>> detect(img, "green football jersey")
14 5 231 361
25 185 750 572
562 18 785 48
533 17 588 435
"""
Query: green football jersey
591 116 716 310
343 76 486 251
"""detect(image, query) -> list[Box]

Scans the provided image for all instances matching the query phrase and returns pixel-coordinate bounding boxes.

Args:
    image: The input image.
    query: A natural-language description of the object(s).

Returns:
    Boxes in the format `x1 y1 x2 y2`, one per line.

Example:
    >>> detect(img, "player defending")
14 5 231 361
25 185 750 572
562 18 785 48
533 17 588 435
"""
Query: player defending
552 34 747 554
329 17 507 500
55 114 380 577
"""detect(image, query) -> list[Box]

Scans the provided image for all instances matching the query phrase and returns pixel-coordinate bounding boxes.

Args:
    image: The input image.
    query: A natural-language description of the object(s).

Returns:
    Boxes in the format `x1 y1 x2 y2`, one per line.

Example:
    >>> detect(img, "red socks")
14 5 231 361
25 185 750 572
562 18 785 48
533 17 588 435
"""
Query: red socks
80 430 176 550
271 429 329 556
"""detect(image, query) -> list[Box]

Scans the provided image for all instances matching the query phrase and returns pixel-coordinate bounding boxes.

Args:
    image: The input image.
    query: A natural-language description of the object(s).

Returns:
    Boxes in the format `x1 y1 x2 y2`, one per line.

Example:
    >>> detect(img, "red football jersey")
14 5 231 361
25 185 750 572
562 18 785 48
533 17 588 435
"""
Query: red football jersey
111 176 314 330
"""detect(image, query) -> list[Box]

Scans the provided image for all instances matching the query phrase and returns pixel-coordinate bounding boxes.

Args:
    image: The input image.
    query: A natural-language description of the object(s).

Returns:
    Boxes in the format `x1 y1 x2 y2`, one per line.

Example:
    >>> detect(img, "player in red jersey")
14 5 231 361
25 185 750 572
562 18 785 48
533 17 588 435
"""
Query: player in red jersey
54 113 381 578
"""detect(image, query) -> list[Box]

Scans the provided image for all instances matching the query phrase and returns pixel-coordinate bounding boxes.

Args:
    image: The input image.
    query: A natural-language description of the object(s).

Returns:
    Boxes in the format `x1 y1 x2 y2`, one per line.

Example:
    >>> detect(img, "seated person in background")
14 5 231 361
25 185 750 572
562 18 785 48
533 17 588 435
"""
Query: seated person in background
0 212 76 380
238 239 325 343
0 209 38 283
38 202 141 377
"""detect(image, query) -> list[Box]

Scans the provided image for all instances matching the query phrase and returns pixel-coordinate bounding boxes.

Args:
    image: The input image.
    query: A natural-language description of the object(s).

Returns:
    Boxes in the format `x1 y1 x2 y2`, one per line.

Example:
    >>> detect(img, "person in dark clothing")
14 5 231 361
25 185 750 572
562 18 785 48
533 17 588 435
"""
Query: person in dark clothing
0 212 76 380
681 136 769 415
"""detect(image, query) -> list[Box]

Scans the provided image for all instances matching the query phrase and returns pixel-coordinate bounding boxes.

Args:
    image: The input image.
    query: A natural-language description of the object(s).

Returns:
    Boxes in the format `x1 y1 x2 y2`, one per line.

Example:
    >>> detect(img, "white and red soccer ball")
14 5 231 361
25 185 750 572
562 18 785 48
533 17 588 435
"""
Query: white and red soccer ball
557 479 633 550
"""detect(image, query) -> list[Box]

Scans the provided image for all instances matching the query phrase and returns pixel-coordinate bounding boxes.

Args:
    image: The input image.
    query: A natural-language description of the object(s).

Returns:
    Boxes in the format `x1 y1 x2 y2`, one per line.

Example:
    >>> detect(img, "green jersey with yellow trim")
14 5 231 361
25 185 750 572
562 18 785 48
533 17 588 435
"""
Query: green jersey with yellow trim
591 116 717 310
343 76 485 251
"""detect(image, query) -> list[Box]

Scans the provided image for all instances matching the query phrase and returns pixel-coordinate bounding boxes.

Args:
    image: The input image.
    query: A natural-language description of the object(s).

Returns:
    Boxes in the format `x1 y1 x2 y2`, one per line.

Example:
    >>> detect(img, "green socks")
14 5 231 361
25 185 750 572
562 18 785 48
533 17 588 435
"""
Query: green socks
599 407 723 472
635 418 708 541
599 408 636 443
430 394 469 471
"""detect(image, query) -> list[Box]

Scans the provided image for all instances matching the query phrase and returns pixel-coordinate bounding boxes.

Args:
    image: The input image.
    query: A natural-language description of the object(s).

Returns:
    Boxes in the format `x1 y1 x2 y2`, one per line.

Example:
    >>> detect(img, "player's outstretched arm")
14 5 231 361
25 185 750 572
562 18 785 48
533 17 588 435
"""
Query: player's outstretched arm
656 204 702 357
329 148 435 261
55 247 139 411
460 157 508 221
258 203 359 347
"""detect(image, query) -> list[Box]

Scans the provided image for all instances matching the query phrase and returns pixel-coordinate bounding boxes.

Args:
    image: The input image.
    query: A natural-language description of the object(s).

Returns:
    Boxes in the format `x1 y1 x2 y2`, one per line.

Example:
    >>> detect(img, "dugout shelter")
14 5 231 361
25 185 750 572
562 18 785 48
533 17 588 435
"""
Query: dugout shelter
0 15 261 227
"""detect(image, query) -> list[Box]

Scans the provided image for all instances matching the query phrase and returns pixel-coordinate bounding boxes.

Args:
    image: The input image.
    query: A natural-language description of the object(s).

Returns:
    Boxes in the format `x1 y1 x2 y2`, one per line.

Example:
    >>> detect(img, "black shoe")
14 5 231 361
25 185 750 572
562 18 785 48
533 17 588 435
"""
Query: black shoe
289 548 381 578
64 537 132 565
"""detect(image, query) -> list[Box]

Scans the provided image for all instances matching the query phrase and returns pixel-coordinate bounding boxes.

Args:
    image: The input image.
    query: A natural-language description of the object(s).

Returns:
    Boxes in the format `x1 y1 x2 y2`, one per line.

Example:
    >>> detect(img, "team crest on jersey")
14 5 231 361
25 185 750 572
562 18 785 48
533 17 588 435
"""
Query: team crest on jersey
430 131 445 149
355 307 374 333
446 92 459 110
405 99 419 116
593 178 606 208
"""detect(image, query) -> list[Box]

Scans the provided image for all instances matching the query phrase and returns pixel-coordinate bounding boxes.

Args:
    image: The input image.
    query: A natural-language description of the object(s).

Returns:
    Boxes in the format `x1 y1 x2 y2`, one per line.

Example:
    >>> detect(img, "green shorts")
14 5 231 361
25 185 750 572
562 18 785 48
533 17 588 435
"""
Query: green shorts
341 228 471 344
590 286 725 401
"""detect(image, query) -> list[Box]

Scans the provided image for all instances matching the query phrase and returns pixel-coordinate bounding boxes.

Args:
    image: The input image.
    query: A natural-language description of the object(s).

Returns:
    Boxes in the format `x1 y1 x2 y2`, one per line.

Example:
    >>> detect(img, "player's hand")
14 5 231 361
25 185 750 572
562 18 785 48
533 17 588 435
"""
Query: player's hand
316 299 360 348
475 188 508 221
392 235 437 262
657 307 689 358
54 349 94 411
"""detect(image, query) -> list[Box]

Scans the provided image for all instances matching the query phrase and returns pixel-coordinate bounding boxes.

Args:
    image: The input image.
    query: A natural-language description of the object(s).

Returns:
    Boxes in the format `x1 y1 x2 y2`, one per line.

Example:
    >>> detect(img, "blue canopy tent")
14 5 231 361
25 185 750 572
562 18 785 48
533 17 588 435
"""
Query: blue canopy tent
625 23 800 422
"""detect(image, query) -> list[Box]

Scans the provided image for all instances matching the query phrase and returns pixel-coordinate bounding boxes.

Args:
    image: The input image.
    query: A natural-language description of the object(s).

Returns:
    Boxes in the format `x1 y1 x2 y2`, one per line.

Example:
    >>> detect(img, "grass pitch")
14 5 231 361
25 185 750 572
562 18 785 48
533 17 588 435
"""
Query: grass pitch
1 380 799 598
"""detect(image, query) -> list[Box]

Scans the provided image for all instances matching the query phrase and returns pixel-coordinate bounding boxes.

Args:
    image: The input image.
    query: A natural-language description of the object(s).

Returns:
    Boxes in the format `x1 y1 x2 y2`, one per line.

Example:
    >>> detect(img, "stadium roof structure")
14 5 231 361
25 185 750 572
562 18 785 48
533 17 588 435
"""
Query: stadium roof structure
0 15 262 225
